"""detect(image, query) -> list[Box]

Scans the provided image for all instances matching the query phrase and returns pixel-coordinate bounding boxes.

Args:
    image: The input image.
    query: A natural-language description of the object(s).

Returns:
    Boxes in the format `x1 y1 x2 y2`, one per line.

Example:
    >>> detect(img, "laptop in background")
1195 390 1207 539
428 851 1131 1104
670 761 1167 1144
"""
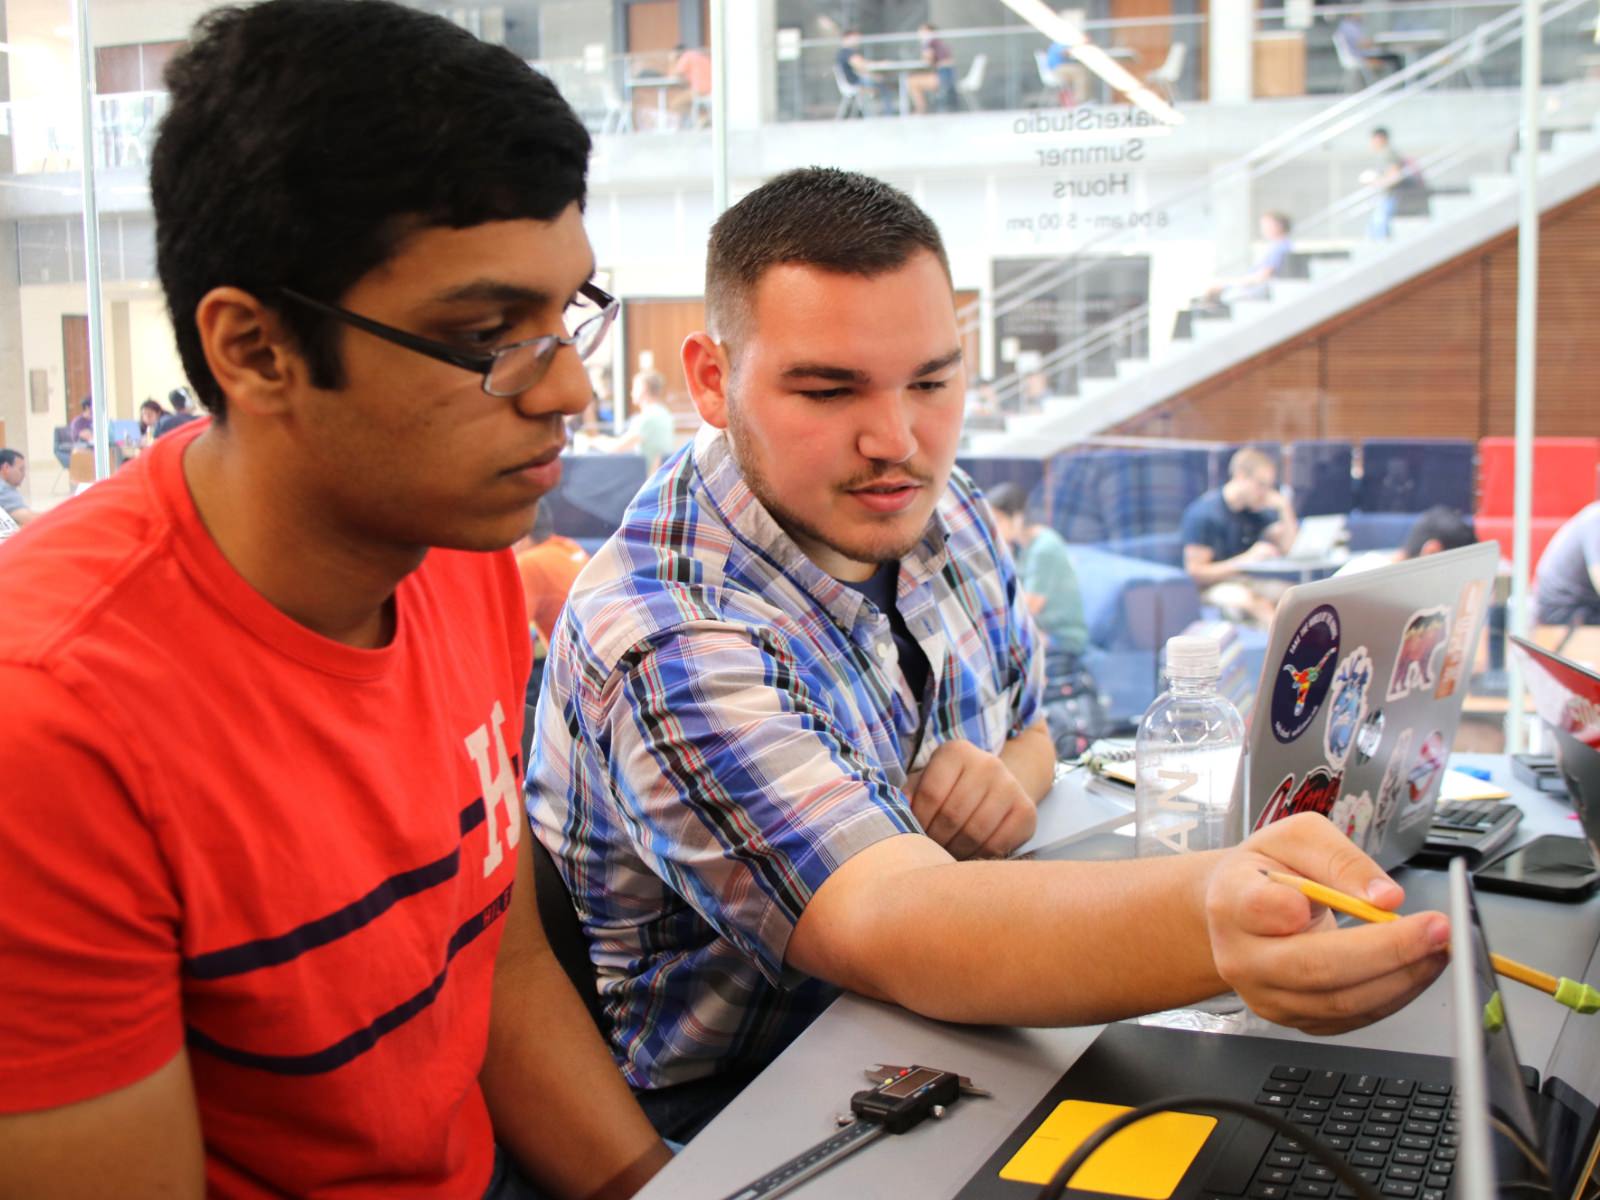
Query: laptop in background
1241 542 1498 870
1510 635 1600 861
1287 515 1348 562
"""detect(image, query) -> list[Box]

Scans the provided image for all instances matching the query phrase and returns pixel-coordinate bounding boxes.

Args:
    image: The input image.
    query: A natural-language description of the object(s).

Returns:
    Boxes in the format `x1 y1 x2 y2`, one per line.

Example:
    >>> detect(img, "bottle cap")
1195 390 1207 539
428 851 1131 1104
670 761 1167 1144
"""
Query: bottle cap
1166 634 1221 679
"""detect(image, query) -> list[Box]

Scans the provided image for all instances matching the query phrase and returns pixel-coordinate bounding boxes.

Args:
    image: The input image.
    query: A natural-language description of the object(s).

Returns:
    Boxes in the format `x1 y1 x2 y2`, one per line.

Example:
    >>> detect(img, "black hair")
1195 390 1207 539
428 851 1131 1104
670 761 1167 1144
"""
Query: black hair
1402 506 1475 559
704 167 949 343
986 481 1029 518
0 448 23 469
151 0 592 421
1371 127 1391 141
79 396 91 411
141 399 164 416
167 387 189 411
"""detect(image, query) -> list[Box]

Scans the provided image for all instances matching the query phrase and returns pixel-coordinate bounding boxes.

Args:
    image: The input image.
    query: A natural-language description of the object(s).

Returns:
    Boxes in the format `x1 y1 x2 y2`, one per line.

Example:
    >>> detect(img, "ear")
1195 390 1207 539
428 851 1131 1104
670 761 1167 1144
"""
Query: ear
194 286 306 419
682 331 732 429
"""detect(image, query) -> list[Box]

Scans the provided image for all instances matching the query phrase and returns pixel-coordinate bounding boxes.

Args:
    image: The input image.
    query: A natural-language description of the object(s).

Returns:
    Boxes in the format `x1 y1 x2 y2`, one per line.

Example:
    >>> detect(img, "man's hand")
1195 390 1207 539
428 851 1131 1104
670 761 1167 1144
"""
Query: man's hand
906 740 1037 859
1206 814 1450 1035
1241 541 1278 564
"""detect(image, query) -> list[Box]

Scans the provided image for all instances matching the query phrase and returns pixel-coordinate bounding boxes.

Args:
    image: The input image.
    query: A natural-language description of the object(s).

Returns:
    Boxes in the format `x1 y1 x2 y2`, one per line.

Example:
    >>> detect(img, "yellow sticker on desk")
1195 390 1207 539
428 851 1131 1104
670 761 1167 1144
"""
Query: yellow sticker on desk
998 1100 1217 1197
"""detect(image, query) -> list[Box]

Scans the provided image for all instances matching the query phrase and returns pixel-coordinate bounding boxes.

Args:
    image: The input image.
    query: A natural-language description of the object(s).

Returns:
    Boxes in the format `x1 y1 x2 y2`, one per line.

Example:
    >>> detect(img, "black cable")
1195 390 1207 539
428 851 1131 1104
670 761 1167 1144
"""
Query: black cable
1034 1094 1385 1200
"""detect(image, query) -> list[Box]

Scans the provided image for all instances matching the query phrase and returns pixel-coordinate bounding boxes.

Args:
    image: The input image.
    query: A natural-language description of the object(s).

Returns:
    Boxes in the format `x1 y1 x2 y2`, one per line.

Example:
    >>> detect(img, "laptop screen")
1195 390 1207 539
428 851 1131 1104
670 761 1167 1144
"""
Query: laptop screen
1510 636 1600 862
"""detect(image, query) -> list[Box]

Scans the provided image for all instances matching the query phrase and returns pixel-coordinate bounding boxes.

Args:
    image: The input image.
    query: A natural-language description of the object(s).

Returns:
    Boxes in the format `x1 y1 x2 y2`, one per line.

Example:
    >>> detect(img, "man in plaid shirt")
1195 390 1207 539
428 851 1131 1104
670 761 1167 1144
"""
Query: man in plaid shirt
528 168 1454 1141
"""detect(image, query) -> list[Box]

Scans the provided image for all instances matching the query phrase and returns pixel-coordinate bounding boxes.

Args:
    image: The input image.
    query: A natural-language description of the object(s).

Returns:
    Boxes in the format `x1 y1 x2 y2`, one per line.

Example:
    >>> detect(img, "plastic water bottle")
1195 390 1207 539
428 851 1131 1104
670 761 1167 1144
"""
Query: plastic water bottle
1135 635 1247 857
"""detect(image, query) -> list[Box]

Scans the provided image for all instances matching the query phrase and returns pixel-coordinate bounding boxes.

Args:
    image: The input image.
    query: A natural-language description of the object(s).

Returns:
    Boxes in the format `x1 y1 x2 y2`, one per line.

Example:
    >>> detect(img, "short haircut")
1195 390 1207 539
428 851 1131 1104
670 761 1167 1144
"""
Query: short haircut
704 167 950 345
151 0 591 421
168 388 189 411
1371 126 1391 141
1402 506 1475 559
0 448 24 469
986 481 1029 518
79 397 91 411
1263 210 1292 234
634 369 666 400
1229 446 1275 480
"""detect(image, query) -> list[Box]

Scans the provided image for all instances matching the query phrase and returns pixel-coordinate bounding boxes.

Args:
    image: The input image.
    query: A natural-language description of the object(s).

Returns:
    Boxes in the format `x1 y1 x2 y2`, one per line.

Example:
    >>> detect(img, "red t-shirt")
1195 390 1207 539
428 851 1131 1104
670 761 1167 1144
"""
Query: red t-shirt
0 421 531 1197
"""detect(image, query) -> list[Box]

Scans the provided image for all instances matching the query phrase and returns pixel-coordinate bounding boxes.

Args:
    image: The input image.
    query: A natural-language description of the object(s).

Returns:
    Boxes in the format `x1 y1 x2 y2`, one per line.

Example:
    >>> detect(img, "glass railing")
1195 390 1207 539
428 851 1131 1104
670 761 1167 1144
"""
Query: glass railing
0 90 170 175
960 0 1597 438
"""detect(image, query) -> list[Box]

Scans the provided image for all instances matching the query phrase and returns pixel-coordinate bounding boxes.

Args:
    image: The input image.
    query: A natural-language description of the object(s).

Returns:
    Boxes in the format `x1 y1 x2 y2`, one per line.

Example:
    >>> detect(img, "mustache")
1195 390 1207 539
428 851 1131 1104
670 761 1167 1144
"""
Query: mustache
838 464 933 491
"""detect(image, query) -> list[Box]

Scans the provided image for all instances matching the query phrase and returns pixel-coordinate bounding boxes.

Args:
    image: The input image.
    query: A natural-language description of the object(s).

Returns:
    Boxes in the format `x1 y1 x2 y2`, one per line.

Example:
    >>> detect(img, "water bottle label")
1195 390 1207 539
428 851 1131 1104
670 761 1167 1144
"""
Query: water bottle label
1150 767 1201 853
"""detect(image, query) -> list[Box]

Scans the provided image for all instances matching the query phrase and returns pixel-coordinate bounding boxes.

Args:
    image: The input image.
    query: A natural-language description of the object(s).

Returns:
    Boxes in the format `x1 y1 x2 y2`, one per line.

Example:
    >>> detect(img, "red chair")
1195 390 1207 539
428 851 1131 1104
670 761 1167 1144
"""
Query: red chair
1474 437 1600 568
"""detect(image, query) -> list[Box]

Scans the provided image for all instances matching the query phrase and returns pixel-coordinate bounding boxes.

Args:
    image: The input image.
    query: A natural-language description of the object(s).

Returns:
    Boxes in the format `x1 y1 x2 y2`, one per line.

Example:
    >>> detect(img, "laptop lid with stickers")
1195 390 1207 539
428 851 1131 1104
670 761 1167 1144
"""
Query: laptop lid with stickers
1240 541 1498 870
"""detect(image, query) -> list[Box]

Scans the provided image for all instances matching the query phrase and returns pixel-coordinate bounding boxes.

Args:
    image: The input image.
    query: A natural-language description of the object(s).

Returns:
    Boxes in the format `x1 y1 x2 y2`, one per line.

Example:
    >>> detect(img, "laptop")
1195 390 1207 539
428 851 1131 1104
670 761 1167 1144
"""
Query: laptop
1509 636 1600 860
1287 515 1348 563
1240 542 1499 870
955 857 1600 1200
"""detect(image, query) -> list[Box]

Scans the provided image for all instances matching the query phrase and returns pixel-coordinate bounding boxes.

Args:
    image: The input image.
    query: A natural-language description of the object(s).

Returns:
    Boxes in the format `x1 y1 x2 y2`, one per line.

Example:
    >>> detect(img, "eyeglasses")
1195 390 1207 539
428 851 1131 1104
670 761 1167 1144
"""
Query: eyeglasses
278 281 618 398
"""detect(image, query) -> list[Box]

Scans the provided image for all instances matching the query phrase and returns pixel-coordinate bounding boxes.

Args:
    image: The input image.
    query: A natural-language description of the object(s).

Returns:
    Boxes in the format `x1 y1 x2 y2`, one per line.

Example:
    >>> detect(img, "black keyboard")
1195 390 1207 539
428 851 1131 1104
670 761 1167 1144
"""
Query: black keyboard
1249 1065 1459 1200
1416 801 1522 866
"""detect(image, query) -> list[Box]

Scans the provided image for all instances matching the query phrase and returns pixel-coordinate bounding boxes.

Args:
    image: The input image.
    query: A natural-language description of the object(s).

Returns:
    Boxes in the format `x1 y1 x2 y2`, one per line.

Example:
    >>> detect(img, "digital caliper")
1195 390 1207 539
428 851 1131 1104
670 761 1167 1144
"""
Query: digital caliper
717 1064 990 1200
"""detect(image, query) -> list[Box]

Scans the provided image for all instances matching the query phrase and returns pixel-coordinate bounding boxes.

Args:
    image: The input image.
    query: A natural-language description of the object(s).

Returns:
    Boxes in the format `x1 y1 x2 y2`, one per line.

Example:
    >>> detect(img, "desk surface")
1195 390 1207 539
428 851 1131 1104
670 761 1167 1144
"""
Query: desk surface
637 754 1599 1200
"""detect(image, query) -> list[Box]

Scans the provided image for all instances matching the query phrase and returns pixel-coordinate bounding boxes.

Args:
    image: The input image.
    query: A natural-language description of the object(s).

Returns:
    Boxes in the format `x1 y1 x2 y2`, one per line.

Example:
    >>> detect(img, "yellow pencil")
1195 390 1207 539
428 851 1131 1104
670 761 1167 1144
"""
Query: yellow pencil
1263 869 1600 1014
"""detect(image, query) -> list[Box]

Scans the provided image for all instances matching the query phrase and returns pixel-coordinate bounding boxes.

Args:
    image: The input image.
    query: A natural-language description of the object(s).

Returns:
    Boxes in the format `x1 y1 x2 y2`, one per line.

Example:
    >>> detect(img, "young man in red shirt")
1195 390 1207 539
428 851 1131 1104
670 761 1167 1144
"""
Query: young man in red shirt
0 2 668 1197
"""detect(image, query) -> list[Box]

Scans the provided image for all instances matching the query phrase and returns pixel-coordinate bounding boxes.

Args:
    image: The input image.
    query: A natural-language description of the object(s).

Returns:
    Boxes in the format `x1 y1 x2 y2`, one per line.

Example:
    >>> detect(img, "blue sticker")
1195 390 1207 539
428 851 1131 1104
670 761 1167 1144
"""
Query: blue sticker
1323 647 1373 770
1271 603 1341 743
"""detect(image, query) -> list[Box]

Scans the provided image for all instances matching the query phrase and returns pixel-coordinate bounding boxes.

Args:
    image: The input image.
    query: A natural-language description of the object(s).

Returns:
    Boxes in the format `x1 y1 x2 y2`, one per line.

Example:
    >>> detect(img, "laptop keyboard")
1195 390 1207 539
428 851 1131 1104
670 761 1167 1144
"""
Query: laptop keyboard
1250 1066 1459 1200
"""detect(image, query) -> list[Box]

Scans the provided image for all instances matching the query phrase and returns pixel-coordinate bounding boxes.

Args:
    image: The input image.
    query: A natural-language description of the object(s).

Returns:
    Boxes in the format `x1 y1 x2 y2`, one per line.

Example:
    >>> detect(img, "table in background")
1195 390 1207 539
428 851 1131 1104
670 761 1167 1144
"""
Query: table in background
636 754 1600 1199
1237 555 1347 585
623 75 686 131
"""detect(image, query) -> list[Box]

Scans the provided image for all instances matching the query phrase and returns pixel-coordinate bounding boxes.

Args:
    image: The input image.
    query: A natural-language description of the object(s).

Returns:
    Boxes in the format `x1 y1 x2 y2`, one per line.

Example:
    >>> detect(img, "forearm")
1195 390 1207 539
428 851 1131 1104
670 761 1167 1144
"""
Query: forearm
1000 719 1055 805
482 838 669 1200
1187 556 1240 587
794 838 1225 1027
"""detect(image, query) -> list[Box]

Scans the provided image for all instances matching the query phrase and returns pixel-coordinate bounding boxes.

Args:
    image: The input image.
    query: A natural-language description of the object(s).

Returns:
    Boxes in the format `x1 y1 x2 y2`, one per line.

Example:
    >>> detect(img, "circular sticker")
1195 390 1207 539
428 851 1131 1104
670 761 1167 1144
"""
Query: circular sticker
1323 647 1373 771
1355 708 1386 765
1271 604 1342 744
1408 730 1448 806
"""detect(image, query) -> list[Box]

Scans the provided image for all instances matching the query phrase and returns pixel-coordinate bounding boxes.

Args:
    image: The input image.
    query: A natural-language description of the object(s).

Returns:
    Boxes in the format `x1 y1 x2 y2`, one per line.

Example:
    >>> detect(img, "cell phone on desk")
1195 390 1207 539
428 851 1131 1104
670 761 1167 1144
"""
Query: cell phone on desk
1472 835 1600 901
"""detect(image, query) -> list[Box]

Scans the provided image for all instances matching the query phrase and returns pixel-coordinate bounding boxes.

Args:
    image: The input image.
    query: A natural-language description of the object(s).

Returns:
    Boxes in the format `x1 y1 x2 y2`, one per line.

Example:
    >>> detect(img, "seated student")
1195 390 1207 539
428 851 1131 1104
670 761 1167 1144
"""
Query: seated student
1180 447 1298 626
1536 502 1600 625
529 167 1450 1144
0 3 670 1197
154 387 201 438
836 29 892 115
1197 212 1293 308
138 398 167 445
1337 505 1475 576
666 43 711 129
905 23 957 114
0 449 36 527
69 395 94 443
516 500 591 706
985 481 1103 755
611 369 677 473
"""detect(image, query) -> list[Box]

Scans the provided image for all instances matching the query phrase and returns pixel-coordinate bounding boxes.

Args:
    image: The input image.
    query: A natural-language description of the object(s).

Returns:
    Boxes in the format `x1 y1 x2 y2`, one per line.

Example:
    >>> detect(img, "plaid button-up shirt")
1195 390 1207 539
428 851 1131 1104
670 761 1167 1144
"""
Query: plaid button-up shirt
527 426 1043 1090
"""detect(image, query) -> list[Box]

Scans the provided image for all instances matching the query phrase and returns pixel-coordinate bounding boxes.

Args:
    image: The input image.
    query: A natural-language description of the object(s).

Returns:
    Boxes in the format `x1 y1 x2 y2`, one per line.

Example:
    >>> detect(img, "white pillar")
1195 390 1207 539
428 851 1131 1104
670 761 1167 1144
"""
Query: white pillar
721 0 775 135
1208 0 1253 105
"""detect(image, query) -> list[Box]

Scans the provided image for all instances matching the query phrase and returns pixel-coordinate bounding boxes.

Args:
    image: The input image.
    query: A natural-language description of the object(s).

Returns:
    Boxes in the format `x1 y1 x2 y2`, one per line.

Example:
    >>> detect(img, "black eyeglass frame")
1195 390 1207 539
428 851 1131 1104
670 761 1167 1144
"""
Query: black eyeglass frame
278 281 618 397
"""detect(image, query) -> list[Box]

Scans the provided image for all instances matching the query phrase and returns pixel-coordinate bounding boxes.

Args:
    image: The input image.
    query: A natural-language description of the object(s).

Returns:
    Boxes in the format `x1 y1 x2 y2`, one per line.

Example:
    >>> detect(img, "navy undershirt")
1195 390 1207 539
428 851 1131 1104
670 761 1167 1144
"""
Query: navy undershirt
841 562 931 704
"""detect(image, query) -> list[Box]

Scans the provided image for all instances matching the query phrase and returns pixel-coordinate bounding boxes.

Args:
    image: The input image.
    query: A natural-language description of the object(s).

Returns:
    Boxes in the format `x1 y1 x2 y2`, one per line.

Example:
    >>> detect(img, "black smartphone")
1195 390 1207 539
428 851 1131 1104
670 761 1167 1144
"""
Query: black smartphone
1473 835 1600 901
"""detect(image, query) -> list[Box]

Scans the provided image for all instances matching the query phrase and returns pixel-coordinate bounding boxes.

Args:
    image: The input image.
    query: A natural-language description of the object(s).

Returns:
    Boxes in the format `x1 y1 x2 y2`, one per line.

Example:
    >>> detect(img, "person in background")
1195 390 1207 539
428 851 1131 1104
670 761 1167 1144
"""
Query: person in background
1045 9 1092 105
612 369 676 473
154 387 201 438
139 398 167 445
1198 211 1294 307
1362 127 1421 240
1179 446 1298 625
69 395 94 443
0 2 670 1197
0 450 35 527
905 22 956 114
531 167 1451 1143
1334 15 1403 83
666 43 712 129
986 481 1103 755
1536 502 1600 625
836 29 893 115
1336 506 1475 576
515 499 591 708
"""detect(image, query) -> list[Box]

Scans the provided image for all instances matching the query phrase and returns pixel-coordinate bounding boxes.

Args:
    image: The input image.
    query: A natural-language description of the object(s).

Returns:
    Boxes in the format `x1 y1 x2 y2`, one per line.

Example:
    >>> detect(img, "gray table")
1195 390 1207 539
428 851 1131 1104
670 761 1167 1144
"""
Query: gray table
636 753 1600 1199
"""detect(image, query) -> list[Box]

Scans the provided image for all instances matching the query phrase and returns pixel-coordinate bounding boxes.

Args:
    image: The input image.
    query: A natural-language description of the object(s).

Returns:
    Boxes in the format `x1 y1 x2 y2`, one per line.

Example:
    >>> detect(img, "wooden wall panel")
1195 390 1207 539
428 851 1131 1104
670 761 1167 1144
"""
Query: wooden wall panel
1322 258 1481 439
1109 184 1600 443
